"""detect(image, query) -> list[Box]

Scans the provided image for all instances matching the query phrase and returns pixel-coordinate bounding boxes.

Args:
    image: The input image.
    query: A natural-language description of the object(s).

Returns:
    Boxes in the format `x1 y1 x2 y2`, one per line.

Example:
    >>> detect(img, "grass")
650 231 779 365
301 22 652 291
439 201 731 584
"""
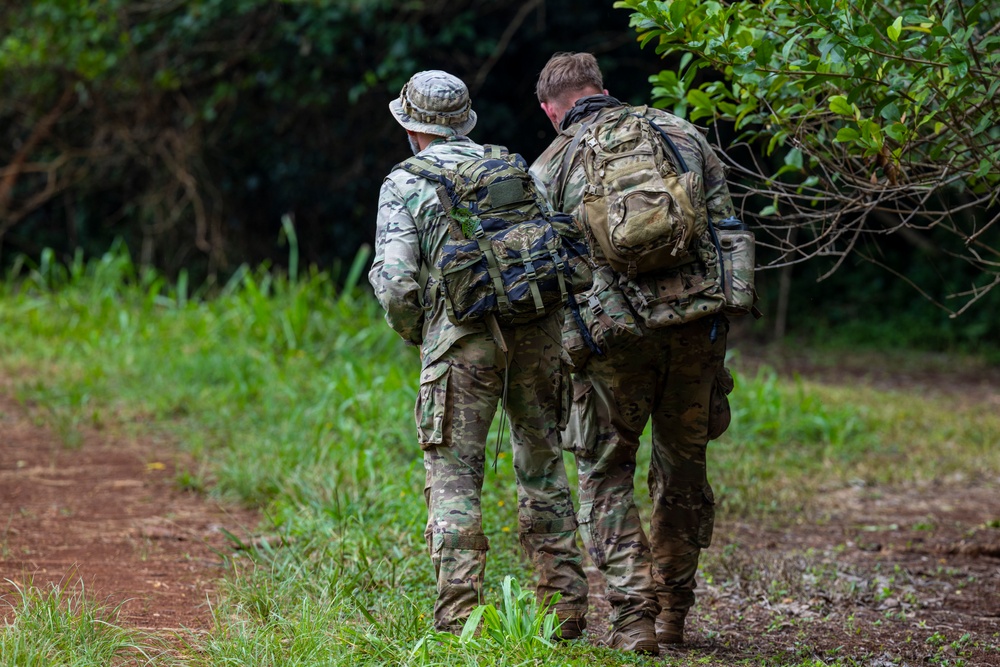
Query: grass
0 580 161 666
1 244 998 665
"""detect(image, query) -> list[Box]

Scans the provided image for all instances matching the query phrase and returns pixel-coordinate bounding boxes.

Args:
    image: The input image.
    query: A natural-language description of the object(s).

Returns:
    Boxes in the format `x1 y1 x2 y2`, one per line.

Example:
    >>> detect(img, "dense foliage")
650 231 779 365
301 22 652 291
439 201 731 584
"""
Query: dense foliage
616 0 1000 317
0 0 655 279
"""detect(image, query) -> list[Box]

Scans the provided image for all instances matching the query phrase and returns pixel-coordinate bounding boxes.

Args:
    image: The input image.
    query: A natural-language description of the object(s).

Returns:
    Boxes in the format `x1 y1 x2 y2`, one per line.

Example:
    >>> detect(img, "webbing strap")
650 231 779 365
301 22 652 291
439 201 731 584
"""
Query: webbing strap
396 155 448 183
437 533 490 550
523 515 578 535
397 157 465 239
485 311 510 474
548 239 568 302
588 293 623 332
476 231 510 315
519 248 546 316
626 259 638 280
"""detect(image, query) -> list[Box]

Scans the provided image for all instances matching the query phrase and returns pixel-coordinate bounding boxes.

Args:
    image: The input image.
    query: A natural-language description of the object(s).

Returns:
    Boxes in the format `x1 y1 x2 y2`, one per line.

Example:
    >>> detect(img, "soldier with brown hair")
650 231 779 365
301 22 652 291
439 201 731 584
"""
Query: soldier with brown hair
368 70 589 636
530 52 738 654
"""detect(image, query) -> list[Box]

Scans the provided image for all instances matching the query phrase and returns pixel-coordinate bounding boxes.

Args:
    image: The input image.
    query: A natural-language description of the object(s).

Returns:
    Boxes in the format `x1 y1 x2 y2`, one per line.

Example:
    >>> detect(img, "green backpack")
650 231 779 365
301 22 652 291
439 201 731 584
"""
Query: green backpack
397 146 592 327
561 106 708 278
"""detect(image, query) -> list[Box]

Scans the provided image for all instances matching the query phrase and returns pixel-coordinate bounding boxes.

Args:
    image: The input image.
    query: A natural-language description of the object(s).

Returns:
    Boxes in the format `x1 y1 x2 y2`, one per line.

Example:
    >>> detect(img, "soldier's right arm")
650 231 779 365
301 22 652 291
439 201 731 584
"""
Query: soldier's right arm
368 178 425 346
530 139 579 216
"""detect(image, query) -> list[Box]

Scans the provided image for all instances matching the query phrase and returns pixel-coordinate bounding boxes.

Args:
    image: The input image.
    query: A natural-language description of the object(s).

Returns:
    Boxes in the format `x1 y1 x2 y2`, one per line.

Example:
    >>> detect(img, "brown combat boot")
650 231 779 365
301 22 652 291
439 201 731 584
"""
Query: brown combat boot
656 608 687 645
608 616 659 655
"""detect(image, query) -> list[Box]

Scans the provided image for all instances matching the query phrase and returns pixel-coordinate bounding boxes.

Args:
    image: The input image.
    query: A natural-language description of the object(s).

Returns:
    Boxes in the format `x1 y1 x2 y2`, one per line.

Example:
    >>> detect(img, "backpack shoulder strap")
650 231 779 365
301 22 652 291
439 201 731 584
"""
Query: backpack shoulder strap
395 155 455 209
395 155 449 185
555 113 604 209
646 118 691 175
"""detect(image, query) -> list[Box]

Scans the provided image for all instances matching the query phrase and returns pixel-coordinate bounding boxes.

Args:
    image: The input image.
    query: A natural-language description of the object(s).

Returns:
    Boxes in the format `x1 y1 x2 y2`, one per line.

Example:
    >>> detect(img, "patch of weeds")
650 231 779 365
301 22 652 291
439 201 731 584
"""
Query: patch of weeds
406 576 564 665
0 580 161 665
174 468 206 493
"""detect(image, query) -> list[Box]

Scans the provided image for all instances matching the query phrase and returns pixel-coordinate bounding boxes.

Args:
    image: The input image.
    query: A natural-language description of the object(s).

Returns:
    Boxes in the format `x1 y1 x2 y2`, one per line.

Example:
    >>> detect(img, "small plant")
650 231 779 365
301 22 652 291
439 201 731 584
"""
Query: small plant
460 576 562 648
926 631 947 645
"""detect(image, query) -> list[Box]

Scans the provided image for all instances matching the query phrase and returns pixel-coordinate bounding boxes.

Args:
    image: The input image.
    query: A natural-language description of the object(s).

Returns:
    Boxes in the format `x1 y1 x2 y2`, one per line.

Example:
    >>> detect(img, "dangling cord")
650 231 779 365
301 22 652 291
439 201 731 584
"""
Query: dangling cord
486 314 510 472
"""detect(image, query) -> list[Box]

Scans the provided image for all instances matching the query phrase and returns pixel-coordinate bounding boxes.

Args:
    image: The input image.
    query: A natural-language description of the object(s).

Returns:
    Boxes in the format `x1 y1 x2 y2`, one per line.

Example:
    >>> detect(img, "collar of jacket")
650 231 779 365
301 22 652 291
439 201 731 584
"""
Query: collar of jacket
560 94 623 130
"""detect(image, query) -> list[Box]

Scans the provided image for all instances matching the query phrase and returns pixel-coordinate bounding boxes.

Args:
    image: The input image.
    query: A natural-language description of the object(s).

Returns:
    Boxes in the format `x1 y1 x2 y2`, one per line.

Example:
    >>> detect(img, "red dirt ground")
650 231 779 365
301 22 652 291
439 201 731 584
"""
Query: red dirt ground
0 394 259 633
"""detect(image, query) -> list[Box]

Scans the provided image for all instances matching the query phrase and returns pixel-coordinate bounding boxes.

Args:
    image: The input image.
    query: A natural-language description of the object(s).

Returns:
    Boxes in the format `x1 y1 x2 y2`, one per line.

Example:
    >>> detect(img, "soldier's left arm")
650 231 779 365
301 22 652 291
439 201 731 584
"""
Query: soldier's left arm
695 131 738 223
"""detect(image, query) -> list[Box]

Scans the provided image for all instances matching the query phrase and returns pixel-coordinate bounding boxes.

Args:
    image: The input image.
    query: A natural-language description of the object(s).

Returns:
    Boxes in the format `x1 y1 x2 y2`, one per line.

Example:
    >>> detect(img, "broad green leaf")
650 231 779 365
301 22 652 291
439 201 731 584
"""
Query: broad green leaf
829 95 854 116
835 127 860 142
887 16 903 42
885 122 909 143
687 88 714 110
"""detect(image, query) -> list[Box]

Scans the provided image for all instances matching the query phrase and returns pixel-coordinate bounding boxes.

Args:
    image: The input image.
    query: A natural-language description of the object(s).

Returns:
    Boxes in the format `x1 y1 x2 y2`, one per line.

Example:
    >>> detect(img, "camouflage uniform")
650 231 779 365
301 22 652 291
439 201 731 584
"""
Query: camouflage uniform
370 77 588 632
531 98 735 635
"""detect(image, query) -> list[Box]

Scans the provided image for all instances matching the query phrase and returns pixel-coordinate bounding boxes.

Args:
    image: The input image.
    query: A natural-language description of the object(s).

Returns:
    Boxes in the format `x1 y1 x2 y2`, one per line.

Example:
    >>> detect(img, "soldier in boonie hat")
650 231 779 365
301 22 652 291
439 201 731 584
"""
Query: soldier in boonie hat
389 70 478 137
371 67 590 636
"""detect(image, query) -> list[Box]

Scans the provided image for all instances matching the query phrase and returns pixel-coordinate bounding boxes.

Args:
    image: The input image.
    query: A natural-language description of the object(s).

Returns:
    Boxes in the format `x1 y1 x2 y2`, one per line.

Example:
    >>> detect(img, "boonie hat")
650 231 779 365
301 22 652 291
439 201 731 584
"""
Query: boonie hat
389 70 477 137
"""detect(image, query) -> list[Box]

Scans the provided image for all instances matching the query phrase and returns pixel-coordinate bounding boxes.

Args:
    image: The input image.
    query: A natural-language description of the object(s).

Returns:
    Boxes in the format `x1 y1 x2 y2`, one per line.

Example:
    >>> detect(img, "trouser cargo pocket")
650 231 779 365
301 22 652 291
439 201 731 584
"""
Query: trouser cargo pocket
415 363 450 449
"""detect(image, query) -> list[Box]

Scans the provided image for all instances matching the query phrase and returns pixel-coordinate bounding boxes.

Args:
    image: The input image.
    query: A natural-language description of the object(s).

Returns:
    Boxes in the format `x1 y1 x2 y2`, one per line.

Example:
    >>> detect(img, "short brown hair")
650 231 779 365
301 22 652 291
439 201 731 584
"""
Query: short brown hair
535 52 604 103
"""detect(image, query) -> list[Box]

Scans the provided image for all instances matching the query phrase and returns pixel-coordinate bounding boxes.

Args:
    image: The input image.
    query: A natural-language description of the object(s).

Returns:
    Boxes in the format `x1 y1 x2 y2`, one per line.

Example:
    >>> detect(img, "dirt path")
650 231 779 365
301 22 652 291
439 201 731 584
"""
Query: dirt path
0 395 259 632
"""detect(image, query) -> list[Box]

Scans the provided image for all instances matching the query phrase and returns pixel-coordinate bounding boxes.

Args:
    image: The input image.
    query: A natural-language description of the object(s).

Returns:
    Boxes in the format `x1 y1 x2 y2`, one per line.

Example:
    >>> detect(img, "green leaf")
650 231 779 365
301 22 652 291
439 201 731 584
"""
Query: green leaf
754 39 774 67
784 147 803 169
687 88 714 110
884 122 909 143
835 127 860 142
829 95 854 116
877 101 901 122
803 74 838 90
887 16 903 42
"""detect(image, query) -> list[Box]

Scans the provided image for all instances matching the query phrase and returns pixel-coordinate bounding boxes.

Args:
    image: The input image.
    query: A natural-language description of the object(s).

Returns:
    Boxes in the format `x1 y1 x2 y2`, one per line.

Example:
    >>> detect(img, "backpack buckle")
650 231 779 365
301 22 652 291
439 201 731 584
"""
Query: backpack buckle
588 294 604 316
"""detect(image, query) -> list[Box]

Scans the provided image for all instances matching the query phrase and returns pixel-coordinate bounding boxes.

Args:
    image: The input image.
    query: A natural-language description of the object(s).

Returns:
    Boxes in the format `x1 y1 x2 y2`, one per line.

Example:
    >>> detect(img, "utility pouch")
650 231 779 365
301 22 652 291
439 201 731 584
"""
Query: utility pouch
715 218 758 316
561 264 642 371
620 265 724 329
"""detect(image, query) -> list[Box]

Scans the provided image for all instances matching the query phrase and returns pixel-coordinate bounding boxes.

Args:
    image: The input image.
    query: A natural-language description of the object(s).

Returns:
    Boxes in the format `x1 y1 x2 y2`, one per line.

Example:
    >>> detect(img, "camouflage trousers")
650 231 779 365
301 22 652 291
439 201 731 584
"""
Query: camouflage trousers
566 314 730 629
416 312 589 631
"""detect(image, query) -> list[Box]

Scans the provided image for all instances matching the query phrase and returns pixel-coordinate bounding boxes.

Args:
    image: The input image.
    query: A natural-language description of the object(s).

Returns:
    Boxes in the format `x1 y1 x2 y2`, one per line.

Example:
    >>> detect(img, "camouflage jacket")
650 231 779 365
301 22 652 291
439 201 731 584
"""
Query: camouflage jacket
529 99 737 266
369 136 488 366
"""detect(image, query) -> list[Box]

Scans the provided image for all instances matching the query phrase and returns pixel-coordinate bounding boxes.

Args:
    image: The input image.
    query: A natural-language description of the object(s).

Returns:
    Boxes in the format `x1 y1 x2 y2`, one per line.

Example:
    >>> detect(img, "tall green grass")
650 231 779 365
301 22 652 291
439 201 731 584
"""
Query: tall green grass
2 244 997 665
0 582 161 666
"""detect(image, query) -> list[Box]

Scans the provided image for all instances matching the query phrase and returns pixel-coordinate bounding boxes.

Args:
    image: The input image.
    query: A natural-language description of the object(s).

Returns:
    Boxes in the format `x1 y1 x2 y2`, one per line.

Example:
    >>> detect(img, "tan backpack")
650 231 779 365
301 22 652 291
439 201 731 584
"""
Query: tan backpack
561 106 707 278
